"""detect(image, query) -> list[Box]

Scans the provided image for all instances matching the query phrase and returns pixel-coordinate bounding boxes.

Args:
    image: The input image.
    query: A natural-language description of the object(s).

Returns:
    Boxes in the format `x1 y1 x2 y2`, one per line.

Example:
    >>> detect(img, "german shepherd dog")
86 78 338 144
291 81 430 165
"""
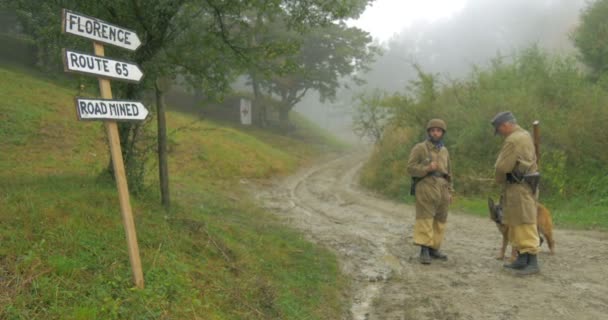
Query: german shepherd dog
488 197 555 261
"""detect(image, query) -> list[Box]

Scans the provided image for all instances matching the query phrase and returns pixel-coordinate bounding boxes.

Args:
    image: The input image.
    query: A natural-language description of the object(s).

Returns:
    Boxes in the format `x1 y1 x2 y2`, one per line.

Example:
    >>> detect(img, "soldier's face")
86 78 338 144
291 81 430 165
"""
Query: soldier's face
496 123 511 136
428 127 444 141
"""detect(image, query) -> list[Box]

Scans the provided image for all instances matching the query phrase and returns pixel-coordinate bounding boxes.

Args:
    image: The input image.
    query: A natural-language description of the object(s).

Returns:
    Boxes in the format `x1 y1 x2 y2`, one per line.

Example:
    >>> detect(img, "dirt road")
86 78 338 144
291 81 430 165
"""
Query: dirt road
253 153 608 320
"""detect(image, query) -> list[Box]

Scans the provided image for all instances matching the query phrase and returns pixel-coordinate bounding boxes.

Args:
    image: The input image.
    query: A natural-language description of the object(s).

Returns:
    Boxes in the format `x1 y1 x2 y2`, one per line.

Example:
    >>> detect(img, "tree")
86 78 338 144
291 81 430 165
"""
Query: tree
573 0 608 80
352 89 392 144
222 0 375 129
258 22 377 129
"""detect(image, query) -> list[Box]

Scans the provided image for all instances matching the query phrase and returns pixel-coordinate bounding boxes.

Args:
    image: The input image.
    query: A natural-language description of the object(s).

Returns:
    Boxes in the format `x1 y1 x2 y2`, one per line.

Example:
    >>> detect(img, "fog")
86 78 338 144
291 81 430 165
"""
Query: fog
296 0 588 143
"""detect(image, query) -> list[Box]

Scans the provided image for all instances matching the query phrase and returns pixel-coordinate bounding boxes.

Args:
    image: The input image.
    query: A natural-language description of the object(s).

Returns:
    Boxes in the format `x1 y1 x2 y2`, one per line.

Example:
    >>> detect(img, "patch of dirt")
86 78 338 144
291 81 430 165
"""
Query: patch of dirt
251 152 608 320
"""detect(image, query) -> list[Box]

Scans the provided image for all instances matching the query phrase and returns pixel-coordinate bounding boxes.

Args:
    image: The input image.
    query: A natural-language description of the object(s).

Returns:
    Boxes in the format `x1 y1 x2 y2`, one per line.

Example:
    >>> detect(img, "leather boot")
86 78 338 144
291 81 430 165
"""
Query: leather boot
429 247 448 260
504 252 528 269
419 246 431 265
517 254 540 275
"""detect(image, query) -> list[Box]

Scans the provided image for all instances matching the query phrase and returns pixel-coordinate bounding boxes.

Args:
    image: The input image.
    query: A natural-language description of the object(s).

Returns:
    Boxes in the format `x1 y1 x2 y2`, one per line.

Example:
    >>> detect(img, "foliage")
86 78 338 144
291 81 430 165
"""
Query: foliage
351 89 394 144
573 0 608 80
235 2 378 128
359 125 415 199
261 23 377 116
359 46 608 228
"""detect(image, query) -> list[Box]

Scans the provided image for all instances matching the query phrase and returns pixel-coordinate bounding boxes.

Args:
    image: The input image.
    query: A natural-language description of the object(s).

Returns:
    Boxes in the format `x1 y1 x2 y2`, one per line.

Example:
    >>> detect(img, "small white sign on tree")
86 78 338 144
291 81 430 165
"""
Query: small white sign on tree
240 98 252 125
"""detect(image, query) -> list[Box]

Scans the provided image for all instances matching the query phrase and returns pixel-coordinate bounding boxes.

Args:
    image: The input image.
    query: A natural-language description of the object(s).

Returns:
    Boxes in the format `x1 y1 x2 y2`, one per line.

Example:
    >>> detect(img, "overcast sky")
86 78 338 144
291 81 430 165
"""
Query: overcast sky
349 0 468 43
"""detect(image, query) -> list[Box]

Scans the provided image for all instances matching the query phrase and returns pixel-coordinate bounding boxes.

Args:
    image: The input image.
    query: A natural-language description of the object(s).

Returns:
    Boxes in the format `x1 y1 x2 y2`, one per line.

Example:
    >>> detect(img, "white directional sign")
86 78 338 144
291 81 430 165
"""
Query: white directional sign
62 9 141 51
75 98 149 121
63 49 143 83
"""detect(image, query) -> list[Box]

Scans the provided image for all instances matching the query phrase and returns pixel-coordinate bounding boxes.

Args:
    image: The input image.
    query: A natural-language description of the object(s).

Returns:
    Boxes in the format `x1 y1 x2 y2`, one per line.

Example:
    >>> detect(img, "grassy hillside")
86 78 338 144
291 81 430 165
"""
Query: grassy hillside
0 66 347 319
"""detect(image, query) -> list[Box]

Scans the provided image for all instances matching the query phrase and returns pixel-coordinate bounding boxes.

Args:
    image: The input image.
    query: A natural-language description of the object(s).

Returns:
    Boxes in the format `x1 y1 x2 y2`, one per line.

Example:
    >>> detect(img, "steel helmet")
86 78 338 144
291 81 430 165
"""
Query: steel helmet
426 118 447 132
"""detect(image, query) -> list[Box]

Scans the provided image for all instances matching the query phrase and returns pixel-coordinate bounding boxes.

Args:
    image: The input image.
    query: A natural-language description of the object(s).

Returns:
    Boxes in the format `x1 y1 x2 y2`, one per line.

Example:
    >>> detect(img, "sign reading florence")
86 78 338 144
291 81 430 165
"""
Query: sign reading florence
76 98 149 121
62 9 141 51
63 49 143 83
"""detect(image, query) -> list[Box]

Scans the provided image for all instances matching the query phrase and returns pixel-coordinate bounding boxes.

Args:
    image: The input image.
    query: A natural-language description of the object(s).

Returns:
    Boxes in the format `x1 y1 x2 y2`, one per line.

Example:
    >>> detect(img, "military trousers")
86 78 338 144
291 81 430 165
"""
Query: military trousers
509 223 540 255
413 177 450 249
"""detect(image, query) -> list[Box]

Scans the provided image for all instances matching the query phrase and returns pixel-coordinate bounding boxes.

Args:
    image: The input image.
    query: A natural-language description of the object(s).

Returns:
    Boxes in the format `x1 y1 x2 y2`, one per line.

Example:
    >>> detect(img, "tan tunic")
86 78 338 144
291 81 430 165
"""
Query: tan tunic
494 125 538 225
407 140 453 221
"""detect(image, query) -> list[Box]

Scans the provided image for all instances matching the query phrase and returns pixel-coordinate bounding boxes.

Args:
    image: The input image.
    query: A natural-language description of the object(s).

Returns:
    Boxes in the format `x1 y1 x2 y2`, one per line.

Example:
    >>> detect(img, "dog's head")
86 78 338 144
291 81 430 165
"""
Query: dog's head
488 196 504 224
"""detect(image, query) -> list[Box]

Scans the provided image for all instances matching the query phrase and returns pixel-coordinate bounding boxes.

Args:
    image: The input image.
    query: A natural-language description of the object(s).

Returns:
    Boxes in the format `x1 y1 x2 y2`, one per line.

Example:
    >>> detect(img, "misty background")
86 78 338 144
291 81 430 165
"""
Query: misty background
297 0 587 143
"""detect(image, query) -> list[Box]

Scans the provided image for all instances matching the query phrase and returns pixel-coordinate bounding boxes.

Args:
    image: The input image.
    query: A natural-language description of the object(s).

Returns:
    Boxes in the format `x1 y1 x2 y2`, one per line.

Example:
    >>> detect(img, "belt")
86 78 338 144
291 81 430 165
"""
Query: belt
506 173 523 184
428 171 449 179
506 180 523 184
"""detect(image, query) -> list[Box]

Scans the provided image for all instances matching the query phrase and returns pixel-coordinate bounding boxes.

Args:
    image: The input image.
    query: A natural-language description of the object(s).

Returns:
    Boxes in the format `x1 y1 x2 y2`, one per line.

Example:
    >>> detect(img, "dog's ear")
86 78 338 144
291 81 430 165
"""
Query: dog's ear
488 198 495 210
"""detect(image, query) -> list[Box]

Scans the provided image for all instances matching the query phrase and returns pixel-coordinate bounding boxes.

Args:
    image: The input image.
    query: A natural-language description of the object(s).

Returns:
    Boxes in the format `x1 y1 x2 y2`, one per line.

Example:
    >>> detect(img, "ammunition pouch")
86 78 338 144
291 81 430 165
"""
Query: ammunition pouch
523 172 541 193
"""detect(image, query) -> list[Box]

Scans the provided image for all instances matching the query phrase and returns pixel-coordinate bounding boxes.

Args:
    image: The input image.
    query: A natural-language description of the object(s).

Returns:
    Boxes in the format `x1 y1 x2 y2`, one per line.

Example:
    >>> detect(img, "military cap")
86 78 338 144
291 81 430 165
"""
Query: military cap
491 111 516 135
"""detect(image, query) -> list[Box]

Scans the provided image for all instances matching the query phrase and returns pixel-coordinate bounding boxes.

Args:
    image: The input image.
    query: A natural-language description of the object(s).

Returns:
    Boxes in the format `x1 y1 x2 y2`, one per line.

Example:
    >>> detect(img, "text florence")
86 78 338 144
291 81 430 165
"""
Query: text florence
80 101 142 118
67 14 133 45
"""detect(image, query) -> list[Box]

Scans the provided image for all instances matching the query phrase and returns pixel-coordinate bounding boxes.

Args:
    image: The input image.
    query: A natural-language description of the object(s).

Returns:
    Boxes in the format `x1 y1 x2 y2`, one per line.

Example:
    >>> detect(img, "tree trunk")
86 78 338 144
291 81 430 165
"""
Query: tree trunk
155 79 170 210
251 73 266 127
279 105 290 133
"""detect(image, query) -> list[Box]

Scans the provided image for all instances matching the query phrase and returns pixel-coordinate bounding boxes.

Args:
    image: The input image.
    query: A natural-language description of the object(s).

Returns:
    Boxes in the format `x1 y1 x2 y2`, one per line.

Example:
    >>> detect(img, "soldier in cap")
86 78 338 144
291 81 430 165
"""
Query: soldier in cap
491 111 540 275
407 119 454 264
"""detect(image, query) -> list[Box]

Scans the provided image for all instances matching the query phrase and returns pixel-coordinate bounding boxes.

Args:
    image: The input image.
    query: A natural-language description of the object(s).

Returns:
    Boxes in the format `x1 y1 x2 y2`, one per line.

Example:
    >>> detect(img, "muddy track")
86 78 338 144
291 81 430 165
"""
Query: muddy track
253 153 608 320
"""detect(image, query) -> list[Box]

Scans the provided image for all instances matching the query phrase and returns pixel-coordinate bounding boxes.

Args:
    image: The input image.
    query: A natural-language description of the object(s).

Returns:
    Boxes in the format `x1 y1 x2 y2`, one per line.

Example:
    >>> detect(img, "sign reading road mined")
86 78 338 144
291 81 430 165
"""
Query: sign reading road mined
75 98 149 121
63 49 143 83
62 9 141 51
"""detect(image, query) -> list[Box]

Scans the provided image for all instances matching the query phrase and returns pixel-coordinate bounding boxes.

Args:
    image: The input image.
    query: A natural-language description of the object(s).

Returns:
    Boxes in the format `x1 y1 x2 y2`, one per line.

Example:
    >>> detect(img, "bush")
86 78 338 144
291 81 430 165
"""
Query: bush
361 46 608 207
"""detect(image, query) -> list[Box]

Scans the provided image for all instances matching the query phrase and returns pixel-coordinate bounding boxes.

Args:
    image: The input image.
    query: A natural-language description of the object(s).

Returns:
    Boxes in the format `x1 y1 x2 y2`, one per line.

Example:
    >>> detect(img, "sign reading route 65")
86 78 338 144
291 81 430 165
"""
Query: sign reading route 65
63 49 143 83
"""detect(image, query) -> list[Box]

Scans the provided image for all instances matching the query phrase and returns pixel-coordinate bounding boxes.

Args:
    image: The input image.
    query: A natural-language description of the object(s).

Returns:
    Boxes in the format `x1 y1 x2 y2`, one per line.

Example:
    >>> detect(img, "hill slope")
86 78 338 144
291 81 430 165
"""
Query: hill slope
0 66 346 319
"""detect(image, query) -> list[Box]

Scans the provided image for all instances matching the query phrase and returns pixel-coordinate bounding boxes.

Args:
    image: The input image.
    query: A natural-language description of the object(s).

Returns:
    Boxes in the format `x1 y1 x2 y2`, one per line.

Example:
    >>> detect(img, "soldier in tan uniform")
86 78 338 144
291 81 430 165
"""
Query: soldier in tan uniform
491 111 540 275
407 119 453 264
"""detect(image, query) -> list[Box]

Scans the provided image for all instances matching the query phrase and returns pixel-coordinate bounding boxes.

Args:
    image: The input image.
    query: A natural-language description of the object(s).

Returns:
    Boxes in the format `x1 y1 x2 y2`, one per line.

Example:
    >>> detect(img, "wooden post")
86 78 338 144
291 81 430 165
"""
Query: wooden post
93 42 144 289
155 78 170 210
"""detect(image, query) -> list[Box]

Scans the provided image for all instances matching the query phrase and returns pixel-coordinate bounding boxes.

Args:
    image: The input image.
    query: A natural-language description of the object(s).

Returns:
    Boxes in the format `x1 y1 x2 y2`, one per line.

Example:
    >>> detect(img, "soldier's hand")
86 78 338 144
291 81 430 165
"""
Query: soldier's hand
427 161 438 172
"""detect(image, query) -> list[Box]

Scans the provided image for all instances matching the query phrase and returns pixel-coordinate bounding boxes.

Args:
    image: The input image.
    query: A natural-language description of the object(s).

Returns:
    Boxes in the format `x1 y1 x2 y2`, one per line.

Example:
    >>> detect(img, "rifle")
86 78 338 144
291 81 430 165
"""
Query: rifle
532 120 541 197
533 120 540 167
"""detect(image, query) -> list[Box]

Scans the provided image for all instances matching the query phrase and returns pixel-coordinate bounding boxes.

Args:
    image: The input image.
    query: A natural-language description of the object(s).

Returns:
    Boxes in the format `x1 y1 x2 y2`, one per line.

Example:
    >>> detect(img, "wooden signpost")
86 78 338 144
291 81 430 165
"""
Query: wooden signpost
62 9 145 289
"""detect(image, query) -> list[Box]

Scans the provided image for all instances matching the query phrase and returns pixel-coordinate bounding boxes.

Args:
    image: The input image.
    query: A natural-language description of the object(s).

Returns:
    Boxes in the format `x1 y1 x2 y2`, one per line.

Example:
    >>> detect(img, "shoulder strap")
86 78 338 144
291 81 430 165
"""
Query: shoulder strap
423 141 433 162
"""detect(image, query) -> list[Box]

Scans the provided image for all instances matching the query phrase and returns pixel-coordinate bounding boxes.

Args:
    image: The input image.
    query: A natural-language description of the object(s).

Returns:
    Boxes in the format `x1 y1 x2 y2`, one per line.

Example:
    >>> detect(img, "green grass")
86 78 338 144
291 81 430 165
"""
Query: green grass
548 197 608 230
0 68 72 145
0 65 347 319
451 196 490 219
